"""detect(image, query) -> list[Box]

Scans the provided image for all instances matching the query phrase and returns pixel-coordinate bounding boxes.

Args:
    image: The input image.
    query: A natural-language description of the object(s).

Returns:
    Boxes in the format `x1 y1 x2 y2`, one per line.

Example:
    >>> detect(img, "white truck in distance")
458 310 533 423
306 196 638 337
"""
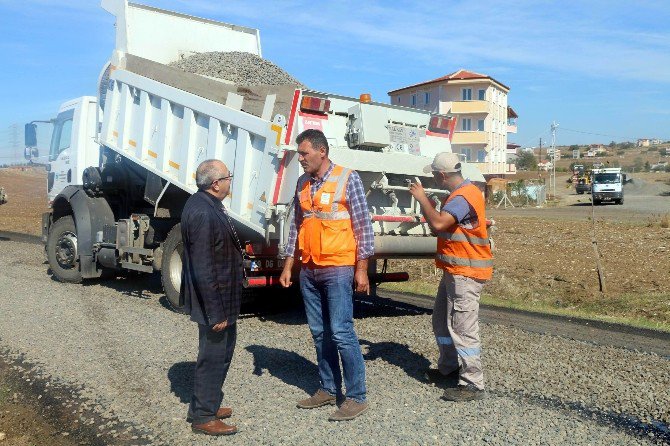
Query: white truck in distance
24 0 484 310
591 167 625 205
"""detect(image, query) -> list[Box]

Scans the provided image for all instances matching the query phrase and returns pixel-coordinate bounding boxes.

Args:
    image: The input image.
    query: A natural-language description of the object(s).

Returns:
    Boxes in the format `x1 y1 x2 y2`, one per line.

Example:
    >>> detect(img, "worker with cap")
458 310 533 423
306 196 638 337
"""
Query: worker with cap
408 152 493 401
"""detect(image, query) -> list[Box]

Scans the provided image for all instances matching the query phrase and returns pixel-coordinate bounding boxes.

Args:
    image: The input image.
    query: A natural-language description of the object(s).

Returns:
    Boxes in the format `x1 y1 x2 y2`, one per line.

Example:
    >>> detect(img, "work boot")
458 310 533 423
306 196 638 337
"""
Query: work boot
424 368 459 384
191 419 237 436
328 398 369 421
441 384 486 402
296 389 337 409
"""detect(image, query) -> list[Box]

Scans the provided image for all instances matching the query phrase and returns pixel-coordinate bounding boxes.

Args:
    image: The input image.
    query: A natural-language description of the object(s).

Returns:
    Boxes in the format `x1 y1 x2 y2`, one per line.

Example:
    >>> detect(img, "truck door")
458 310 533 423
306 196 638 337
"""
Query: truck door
48 109 75 202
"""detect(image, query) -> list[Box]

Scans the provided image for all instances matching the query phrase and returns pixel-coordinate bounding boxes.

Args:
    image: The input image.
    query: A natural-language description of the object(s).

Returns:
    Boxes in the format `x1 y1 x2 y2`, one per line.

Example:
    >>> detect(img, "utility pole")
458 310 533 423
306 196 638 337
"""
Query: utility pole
550 121 559 199
538 138 543 180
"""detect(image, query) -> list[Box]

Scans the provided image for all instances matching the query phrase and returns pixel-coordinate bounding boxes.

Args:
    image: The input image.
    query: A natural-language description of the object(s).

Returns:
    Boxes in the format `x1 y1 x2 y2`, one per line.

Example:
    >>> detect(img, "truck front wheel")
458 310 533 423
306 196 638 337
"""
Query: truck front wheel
46 216 83 283
161 224 187 314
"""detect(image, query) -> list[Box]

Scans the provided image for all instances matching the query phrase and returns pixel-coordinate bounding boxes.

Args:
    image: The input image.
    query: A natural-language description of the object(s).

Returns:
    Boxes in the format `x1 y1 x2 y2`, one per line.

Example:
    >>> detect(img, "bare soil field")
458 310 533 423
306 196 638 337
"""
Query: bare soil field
0 167 49 236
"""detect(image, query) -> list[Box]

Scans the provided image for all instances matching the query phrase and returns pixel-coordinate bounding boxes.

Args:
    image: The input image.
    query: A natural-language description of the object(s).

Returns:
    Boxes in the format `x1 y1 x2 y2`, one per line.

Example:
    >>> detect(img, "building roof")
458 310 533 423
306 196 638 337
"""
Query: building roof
507 106 518 118
388 69 510 94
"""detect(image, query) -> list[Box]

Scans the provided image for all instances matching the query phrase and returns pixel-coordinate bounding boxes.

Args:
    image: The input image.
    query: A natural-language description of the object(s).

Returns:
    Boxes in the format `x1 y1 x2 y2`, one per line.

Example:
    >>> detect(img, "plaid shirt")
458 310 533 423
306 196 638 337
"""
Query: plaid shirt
284 162 374 260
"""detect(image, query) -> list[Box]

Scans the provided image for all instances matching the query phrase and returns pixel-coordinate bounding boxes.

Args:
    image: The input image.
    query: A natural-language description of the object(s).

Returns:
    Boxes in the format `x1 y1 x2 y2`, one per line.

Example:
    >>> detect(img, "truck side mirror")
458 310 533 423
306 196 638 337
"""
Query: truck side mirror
24 123 37 149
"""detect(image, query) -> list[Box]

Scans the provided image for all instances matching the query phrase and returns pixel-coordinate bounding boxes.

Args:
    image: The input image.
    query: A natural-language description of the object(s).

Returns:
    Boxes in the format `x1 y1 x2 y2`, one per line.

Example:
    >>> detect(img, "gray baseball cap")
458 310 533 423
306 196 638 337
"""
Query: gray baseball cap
423 152 461 174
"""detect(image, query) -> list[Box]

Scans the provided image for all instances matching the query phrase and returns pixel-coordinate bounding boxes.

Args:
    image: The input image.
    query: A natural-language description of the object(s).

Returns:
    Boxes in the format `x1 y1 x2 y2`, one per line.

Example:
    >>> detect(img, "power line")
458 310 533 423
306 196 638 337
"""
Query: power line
558 127 637 141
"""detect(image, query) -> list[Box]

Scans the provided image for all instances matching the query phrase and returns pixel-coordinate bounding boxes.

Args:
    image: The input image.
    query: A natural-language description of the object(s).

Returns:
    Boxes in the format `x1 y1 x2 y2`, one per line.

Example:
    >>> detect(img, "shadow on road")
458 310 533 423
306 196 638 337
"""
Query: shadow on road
167 361 195 404
360 339 432 384
245 345 319 396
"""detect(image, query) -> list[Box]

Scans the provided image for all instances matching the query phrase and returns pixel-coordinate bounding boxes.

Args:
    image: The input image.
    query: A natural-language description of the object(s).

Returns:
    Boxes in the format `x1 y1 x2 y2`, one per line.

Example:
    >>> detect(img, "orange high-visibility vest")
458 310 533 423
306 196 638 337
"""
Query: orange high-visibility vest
435 183 493 280
297 164 357 266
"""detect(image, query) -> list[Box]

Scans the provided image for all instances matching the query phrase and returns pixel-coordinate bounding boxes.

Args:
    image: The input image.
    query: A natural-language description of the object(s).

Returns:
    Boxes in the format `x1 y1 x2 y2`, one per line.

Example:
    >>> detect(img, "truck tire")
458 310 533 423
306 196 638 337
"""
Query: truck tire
593 199 601 206
46 216 82 283
617 197 624 205
161 224 187 314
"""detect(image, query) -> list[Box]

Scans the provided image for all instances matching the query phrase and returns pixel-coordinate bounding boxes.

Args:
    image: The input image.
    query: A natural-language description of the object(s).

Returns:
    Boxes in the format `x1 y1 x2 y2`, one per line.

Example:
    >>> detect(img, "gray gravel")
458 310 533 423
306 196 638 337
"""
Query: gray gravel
0 240 668 445
169 51 305 88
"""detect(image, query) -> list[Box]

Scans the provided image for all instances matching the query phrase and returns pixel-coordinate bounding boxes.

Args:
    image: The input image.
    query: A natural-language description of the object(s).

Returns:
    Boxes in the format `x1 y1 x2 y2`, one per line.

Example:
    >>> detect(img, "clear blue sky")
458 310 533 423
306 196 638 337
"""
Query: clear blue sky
1 0 669 163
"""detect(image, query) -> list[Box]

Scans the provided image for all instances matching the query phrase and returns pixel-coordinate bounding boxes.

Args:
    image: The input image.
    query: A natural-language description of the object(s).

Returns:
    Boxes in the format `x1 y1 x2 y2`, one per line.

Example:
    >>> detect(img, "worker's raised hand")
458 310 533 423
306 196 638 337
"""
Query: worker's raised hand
408 180 426 200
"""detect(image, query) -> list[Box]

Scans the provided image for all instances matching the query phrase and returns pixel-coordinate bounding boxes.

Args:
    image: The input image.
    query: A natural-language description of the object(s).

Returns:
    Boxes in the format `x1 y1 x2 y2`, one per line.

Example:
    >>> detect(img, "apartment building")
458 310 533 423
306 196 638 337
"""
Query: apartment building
388 69 516 175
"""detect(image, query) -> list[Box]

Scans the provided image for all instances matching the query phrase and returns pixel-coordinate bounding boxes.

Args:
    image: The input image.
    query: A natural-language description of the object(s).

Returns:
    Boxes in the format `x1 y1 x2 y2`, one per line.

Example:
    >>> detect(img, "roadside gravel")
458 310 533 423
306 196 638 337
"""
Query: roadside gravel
0 240 667 445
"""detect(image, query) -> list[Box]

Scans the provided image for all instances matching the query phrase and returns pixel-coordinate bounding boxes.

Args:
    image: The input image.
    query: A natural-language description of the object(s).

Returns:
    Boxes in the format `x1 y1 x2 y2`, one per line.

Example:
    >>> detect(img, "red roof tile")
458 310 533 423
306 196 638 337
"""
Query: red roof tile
388 69 509 94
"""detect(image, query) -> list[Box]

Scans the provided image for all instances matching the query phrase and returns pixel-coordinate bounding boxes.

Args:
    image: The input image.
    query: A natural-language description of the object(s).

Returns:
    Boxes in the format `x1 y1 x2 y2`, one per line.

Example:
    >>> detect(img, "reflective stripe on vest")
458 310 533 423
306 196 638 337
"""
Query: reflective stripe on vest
436 253 493 268
436 231 489 246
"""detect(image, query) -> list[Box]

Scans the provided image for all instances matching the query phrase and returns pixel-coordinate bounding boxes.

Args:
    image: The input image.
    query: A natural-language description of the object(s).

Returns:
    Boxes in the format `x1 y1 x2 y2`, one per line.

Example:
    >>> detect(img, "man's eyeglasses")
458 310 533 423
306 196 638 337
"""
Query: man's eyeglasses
212 175 233 185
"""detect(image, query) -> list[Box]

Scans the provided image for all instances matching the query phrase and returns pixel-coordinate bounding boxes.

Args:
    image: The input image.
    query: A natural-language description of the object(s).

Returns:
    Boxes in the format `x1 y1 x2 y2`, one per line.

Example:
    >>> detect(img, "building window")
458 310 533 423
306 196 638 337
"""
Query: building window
424 92 430 104
397 96 400 103
477 149 487 162
411 94 417 106
460 148 472 161
477 119 484 131
478 89 486 101
461 118 472 131
461 88 472 101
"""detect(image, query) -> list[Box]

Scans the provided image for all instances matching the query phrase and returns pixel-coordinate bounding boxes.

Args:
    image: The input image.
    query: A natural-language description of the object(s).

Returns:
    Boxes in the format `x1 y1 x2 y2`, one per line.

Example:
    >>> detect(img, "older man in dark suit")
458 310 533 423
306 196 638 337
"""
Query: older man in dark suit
181 159 244 436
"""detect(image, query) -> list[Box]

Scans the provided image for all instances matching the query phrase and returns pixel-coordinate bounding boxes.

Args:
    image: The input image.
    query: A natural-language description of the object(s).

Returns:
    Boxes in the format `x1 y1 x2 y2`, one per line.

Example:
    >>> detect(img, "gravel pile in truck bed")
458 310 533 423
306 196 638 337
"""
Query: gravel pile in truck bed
169 51 306 88
0 240 668 445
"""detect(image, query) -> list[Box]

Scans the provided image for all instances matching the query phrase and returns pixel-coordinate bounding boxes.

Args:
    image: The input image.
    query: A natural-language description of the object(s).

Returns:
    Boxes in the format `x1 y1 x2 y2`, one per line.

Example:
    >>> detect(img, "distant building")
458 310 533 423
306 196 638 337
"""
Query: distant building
388 69 516 175
637 138 651 147
506 143 520 162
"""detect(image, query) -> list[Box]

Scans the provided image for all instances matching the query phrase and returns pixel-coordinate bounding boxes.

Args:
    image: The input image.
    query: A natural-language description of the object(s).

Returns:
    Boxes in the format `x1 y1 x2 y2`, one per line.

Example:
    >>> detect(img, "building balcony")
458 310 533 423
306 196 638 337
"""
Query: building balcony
507 124 517 133
452 131 489 145
469 161 517 175
450 100 490 114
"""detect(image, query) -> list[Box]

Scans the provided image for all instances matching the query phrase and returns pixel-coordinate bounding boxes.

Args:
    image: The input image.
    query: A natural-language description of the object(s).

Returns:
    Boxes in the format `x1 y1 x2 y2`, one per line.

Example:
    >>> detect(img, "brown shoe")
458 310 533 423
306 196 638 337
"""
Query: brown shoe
216 407 233 419
328 398 369 421
297 389 337 409
191 419 237 436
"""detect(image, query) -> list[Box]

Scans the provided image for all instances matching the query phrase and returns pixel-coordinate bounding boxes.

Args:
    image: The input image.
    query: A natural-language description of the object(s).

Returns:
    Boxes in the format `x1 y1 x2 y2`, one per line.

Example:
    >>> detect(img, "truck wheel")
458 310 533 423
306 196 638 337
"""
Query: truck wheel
593 199 601 206
617 198 624 205
46 216 82 283
161 224 187 314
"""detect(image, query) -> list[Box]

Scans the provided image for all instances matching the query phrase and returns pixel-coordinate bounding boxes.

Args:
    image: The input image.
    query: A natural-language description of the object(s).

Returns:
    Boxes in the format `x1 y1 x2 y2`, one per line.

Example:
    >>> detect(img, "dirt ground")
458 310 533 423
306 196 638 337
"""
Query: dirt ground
2 167 669 328
0 167 49 236
0 359 81 446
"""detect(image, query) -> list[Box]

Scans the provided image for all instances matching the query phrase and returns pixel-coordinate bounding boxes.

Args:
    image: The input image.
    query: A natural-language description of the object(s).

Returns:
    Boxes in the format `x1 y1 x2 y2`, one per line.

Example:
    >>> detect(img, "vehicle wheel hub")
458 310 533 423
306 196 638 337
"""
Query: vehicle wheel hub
56 232 78 269
169 242 183 291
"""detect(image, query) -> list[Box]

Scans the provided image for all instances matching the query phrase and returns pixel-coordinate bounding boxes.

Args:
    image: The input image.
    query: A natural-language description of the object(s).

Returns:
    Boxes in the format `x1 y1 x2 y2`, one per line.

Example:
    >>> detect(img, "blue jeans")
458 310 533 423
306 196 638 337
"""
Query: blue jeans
299 265 367 402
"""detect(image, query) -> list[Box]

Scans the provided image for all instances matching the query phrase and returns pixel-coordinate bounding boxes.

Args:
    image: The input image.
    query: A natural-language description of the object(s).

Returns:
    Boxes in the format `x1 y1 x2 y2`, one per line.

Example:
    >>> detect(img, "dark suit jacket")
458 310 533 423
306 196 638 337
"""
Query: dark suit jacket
180 191 243 326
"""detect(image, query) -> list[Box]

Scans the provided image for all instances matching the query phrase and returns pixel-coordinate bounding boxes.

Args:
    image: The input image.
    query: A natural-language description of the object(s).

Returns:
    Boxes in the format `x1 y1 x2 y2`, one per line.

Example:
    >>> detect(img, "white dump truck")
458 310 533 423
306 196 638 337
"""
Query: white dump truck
25 0 481 311
591 167 624 205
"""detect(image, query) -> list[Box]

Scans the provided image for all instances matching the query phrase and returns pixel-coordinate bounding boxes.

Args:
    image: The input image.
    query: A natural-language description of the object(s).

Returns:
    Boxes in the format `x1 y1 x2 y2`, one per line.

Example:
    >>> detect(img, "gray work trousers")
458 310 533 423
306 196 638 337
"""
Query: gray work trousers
432 271 486 390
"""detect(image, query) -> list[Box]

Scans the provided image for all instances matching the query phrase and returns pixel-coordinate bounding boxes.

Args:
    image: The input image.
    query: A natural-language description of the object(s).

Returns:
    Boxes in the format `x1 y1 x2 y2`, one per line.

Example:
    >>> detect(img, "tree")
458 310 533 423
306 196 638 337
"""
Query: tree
644 161 651 171
515 151 537 170
609 141 616 148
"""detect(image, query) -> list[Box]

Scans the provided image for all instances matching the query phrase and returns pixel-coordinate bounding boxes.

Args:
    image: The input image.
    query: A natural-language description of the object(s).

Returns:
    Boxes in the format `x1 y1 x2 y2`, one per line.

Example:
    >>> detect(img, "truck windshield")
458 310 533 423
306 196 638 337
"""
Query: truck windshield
49 109 74 161
593 173 620 184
